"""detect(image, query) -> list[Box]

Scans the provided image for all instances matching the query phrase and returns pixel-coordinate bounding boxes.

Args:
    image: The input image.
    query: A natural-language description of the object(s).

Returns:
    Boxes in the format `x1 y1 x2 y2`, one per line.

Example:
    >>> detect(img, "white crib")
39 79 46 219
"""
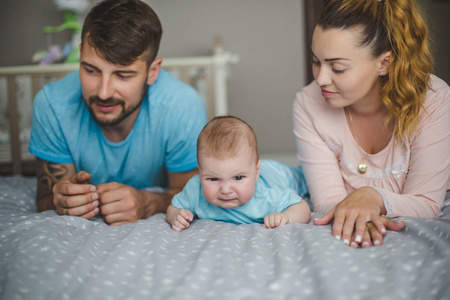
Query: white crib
0 41 238 175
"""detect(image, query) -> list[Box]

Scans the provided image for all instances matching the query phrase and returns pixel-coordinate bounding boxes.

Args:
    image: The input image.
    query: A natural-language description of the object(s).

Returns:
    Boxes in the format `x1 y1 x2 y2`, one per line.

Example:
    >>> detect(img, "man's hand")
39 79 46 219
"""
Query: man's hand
96 182 143 225
36 158 98 219
52 171 99 219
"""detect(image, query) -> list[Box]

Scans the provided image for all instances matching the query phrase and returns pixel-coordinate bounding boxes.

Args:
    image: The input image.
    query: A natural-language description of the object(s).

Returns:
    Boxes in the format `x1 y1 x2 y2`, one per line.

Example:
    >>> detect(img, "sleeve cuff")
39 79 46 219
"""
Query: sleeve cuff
143 187 166 193
372 187 393 218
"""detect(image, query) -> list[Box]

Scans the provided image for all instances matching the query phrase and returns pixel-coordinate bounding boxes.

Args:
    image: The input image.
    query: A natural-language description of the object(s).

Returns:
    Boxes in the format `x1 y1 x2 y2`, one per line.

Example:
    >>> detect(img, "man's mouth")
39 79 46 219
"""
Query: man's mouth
94 103 120 113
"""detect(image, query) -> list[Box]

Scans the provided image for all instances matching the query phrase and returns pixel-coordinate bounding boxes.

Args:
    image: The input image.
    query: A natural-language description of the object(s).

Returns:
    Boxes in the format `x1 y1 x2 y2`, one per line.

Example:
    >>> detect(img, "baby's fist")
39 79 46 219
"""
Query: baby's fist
172 209 194 232
263 213 289 229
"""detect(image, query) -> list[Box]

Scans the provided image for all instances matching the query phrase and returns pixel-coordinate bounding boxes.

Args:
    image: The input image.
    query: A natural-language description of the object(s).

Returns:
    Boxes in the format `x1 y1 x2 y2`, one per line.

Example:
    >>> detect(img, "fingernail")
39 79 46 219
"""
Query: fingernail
92 193 98 200
351 242 357 247
93 207 99 214
92 200 99 207
374 240 380 245
381 228 386 233
90 186 96 192
355 235 362 242
335 235 341 240
343 239 350 245
362 242 369 247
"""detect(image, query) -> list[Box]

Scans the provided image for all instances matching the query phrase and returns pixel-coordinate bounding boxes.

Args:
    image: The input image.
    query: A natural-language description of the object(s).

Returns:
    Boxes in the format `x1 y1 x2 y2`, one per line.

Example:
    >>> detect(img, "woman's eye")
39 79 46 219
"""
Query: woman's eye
312 60 320 66
234 176 244 181
332 69 345 74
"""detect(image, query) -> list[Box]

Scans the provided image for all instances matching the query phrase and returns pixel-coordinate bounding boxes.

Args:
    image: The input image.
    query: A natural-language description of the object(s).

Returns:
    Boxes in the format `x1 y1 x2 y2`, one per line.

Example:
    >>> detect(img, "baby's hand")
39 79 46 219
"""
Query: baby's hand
263 213 289 229
171 209 194 232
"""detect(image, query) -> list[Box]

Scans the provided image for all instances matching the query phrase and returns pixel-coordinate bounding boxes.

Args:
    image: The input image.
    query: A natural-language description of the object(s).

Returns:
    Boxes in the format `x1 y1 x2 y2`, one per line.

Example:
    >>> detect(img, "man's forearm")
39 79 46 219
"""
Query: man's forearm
37 194 55 212
35 158 74 212
141 188 182 219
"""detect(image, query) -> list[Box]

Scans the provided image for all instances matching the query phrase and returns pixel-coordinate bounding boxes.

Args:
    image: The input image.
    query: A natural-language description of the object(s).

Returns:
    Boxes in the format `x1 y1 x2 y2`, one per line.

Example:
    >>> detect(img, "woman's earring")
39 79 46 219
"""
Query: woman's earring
380 71 384 76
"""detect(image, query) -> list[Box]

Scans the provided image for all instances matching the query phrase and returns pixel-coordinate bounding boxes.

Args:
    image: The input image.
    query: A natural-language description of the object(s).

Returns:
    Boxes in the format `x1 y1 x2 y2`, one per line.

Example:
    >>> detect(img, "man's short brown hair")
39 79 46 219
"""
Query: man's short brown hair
81 0 162 67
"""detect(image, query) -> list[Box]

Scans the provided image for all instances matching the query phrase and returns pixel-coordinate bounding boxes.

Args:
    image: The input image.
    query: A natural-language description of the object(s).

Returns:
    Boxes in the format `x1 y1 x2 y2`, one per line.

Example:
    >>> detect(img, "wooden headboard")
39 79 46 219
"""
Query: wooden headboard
0 42 238 175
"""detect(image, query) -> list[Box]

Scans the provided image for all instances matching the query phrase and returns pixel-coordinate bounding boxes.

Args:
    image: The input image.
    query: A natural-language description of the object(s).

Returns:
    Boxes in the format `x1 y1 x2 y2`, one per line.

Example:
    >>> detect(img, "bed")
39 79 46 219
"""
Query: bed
0 177 449 300
1 44 450 300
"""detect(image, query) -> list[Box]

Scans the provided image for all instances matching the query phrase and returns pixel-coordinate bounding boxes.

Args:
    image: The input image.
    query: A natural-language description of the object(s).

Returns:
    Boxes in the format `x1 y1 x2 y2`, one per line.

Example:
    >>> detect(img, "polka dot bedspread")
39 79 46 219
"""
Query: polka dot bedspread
0 176 449 300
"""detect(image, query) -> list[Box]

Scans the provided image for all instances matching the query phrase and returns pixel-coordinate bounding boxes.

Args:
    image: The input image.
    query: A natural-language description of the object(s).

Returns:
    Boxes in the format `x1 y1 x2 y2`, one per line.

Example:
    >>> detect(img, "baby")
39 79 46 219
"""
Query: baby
166 116 311 231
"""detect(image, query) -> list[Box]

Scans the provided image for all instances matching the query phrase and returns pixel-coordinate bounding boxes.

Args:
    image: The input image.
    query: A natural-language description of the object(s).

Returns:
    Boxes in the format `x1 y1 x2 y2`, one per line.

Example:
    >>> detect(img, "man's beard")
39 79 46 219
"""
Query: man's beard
87 85 147 126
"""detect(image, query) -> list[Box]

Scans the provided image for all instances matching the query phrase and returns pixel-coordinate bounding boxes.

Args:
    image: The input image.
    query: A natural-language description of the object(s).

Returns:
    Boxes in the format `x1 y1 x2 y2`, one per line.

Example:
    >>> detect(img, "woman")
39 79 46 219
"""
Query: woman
293 0 450 248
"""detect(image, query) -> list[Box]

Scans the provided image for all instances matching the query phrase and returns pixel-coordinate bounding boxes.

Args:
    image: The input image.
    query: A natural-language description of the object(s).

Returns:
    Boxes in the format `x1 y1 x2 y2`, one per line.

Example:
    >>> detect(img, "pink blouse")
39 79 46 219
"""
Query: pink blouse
293 75 450 218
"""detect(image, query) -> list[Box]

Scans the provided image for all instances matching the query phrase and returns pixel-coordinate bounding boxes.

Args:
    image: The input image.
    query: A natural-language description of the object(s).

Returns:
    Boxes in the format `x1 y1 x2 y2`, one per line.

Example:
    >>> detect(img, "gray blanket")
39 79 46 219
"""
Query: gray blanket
0 176 449 300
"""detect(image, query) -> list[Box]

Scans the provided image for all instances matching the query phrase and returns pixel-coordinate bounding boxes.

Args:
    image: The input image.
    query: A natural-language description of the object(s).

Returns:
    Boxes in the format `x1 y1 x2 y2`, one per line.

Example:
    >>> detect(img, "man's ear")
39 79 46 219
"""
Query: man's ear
379 51 391 76
147 57 163 85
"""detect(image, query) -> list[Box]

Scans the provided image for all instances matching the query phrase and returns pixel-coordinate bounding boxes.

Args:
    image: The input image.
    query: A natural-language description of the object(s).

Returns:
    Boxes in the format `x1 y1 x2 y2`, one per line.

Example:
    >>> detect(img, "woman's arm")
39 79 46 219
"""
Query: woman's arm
376 79 450 218
293 86 348 213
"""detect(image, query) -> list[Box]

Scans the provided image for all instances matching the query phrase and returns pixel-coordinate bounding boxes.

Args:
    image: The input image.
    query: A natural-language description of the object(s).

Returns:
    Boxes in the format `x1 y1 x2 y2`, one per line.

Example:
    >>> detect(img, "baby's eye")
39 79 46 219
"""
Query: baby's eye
208 178 219 182
234 176 244 181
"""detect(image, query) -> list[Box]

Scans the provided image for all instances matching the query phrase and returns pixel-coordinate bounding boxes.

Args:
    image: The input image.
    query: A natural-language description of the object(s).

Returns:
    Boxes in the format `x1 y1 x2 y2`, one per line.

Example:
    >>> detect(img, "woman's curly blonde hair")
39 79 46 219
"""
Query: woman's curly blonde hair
318 0 434 141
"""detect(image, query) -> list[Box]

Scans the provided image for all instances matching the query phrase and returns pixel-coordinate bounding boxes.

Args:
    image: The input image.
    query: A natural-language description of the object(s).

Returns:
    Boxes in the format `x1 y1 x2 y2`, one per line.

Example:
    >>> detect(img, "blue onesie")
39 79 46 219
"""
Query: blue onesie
29 69 207 188
171 160 309 224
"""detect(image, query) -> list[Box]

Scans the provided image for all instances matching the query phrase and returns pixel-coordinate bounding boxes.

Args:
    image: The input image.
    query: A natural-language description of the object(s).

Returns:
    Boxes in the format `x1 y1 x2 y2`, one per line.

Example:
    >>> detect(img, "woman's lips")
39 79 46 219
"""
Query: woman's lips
321 89 336 98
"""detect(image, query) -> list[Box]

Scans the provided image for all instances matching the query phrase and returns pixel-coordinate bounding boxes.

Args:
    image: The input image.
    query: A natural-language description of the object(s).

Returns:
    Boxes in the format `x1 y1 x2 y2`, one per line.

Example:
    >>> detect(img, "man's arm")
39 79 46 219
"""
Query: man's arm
35 158 76 211
96 168 198 225
147 168 199 217
35 158 99 218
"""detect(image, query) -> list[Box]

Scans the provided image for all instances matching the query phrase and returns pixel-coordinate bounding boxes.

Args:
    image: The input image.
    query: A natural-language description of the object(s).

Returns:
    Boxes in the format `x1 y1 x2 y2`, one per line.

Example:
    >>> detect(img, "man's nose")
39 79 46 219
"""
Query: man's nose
98 75 114 100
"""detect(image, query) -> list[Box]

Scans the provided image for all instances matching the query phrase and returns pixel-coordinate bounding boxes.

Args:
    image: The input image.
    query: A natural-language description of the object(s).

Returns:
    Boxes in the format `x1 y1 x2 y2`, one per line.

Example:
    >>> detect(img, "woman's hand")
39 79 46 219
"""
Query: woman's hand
349 218 405 248
314 187 399 246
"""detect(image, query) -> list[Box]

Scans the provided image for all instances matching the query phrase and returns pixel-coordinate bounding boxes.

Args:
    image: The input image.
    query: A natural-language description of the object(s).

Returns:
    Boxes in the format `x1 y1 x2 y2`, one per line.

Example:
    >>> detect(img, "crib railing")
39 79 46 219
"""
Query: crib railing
0 46 238 175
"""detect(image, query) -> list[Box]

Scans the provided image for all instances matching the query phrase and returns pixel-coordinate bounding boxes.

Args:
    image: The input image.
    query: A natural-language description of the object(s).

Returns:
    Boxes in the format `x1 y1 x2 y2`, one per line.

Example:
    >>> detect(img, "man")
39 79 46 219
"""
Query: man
29 0 207 225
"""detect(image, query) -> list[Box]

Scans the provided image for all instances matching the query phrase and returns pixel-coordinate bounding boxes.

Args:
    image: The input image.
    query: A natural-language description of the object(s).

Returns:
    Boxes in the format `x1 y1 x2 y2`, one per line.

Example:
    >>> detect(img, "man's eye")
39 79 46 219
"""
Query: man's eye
117 74 131 79
234 176 244 181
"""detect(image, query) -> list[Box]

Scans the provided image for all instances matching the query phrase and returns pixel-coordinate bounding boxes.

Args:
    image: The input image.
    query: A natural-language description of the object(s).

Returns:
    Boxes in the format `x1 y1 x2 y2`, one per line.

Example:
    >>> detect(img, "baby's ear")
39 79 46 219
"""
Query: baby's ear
255 160 261 182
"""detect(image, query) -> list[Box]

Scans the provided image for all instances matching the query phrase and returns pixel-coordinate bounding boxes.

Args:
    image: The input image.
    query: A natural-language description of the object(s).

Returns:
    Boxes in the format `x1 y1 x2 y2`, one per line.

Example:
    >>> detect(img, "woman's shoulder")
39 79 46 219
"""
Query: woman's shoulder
295 81 321 106
294 81 342 124
423 74 450 112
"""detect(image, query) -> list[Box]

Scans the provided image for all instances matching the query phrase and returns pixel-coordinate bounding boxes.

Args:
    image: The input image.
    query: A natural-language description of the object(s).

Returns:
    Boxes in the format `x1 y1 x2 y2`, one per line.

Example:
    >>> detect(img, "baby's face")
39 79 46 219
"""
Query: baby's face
198 148 260 209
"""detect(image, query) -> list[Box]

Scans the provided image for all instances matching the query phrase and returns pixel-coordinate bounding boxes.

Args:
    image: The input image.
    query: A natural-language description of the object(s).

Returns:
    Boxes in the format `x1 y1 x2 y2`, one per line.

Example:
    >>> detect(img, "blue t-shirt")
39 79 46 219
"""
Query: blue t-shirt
171 160 308 224
29 70 207 188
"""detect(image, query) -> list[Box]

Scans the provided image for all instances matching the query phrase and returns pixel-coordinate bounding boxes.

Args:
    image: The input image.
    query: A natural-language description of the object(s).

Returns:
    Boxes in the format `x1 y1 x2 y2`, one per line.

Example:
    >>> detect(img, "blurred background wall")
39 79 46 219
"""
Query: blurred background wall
0 0 448 165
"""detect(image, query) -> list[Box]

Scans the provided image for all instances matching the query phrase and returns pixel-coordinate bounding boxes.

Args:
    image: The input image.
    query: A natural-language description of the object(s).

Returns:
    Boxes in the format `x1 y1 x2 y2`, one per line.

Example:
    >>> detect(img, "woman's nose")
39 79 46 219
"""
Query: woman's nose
314 66 332 87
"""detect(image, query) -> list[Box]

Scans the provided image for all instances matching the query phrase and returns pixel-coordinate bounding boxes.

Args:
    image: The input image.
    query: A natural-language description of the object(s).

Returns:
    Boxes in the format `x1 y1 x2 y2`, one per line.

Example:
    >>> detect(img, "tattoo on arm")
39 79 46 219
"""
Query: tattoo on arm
36 158 73 200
